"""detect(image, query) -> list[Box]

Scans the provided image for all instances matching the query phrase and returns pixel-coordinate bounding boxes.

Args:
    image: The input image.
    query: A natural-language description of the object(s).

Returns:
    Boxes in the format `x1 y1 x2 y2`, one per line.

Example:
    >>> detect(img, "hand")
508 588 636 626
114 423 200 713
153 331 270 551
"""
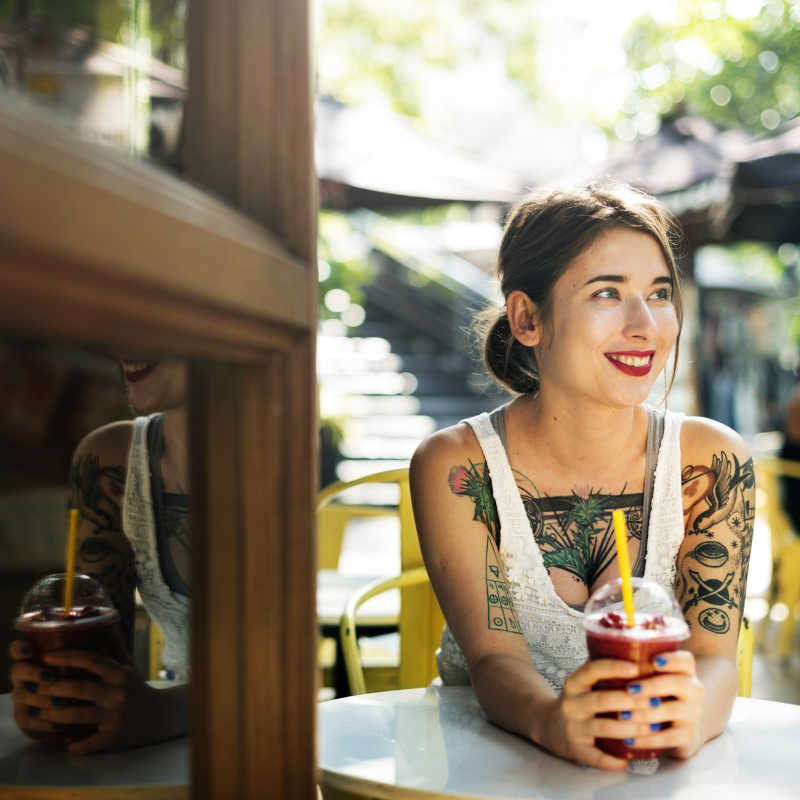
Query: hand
538 658 644 771
9 639 162 755
620 649 705 760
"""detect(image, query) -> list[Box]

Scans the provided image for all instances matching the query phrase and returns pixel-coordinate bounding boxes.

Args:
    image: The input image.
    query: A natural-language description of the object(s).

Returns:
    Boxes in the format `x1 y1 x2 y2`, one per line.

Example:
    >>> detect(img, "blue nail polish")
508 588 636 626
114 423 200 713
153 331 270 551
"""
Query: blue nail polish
28 707 40 717
620 711 632 720
628 684 642 695
19 643 32 656
655 655 667 667
650 697 662 708
23 681 37 693
624 738 635 746
40 670 54 682
650 723 661 732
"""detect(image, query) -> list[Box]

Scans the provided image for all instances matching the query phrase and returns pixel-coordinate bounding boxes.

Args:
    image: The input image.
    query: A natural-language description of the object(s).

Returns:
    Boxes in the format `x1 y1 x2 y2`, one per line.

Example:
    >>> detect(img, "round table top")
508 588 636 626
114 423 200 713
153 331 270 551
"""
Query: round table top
0 692 189 795
318 686 800 800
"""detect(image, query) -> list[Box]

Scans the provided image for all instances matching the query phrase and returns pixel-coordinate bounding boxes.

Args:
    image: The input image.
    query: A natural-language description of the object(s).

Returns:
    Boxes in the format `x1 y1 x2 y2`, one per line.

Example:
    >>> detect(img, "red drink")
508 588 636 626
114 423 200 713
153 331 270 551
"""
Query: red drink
584 610 689 760
14 573 128 747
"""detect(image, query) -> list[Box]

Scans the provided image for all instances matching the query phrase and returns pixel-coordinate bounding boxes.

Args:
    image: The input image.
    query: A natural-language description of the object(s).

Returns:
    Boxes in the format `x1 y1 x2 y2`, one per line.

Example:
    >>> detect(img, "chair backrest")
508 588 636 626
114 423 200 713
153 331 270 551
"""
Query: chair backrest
736 616 753 698
318 468 445 689
756 457 800 556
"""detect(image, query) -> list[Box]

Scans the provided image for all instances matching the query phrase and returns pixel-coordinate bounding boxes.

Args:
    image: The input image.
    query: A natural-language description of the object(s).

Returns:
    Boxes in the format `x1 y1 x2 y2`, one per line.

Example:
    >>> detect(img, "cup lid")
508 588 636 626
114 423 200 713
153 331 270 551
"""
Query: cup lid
16 572 114 618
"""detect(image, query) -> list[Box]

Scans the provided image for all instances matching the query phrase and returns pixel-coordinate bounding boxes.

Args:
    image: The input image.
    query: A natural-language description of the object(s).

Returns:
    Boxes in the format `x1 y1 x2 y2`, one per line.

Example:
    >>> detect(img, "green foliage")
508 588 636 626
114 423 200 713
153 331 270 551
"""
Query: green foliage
318 211 375 321
317 0 540 117
620 0 800 135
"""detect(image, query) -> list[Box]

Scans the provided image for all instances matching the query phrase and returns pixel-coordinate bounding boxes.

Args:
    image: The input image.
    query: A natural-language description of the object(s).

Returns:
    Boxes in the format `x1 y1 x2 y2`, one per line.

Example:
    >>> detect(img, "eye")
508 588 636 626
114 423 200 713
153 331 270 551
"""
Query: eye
592 287 620 300
648 286 673 302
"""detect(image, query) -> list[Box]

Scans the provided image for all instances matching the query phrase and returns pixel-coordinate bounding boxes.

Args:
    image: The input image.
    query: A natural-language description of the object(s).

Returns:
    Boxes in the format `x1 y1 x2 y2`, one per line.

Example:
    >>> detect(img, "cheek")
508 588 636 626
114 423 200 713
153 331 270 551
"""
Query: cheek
656 309 680 345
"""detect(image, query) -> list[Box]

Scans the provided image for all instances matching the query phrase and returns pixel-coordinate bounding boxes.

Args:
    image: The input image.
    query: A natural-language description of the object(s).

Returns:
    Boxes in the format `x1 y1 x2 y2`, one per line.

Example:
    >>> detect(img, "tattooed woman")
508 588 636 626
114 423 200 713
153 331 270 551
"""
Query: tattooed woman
410 184 755 771
9 359 190 753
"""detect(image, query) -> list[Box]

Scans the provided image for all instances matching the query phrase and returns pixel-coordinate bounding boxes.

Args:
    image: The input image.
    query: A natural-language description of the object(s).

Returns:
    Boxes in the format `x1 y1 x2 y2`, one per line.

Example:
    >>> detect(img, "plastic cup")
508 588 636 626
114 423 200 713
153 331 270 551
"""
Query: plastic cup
14 573 127 746
583 577 689 763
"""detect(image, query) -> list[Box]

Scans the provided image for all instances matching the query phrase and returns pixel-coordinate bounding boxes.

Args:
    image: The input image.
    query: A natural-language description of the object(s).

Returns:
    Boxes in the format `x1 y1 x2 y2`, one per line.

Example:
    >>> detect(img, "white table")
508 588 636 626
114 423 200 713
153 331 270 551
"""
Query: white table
0 693 189 798
318 686 799 799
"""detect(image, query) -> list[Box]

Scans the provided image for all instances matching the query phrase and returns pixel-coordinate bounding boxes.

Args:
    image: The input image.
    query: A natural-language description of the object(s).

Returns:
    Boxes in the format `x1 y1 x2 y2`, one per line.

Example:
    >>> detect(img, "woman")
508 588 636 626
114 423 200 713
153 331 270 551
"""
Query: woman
410 184 754 771
9 358 190 754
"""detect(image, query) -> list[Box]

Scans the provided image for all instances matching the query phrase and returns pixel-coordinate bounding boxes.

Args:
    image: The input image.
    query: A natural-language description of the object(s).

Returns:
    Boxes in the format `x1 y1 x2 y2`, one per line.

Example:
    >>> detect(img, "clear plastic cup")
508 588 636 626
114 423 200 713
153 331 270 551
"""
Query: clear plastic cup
14 573 127 745
583 577 689 764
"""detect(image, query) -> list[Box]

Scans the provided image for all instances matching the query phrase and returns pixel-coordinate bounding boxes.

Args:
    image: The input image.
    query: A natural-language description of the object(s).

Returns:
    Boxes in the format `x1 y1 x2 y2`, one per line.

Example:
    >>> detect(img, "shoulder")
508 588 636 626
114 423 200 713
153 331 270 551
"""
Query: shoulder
72 420 134 466
679 415 752 467
410 421 484 483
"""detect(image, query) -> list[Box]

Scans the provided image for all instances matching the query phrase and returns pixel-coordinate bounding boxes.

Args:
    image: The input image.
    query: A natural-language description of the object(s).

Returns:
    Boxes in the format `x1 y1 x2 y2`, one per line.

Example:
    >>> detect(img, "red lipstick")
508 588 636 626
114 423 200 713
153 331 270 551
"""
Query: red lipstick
121 361 159 383
604 351 654 377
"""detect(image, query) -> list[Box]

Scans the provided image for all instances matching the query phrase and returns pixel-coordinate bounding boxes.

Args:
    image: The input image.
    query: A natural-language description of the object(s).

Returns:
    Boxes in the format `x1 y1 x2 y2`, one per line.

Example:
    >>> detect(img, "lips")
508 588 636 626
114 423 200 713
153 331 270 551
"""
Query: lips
121 360 159 383
604 350 654 377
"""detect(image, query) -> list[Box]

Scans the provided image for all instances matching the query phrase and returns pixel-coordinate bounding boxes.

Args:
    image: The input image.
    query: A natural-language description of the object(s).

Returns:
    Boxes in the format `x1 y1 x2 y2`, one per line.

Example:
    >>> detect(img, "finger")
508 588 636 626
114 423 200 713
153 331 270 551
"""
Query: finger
13 704 55 734
619 700 698 726
39 704 111 726
43 651 126 687
574 744 628 772
584 716 640 740
627 722 696 751
40 679 126 711
627 674 702 702
650 650 696 675
9 640 34 660
563 659 638 695
10 661 47 685
11 686 52 710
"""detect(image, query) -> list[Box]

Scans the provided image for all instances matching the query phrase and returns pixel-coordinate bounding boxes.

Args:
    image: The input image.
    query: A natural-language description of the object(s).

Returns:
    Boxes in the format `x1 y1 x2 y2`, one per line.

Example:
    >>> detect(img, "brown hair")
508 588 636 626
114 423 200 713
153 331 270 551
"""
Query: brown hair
478 182 684 395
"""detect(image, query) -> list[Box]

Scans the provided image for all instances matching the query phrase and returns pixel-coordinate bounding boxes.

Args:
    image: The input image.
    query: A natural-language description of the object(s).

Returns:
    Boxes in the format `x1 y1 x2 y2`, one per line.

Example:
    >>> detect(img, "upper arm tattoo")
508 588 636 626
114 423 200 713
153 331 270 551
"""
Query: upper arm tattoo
678 452 755 635
486 535 521 635
70 453 136 648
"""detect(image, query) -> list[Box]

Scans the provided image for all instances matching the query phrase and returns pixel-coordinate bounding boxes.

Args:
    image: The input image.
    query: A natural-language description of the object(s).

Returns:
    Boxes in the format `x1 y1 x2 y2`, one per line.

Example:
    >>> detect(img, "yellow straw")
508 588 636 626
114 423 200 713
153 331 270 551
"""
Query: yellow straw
63 507 79 614
611 509 636 627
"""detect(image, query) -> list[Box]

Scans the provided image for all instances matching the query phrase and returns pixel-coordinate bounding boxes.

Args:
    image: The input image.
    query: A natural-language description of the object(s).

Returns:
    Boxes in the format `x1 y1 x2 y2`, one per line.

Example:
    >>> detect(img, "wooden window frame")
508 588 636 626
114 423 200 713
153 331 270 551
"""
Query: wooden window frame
0 1 317 798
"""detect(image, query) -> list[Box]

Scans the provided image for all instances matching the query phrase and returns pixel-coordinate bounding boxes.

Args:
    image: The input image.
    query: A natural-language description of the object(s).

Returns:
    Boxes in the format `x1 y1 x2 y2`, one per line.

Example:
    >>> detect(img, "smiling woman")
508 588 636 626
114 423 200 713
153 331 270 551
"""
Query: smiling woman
410 183 754 773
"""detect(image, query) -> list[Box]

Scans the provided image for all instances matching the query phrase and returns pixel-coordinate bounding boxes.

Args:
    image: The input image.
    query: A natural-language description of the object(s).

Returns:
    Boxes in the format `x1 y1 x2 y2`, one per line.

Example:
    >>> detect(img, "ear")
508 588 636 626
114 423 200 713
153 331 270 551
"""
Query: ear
506 290 541 348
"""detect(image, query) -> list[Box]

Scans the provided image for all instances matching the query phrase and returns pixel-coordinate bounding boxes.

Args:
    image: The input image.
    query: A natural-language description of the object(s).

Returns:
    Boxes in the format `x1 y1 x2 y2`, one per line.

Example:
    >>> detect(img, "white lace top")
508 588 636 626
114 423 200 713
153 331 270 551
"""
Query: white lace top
437 408 685 692
122 415 190 682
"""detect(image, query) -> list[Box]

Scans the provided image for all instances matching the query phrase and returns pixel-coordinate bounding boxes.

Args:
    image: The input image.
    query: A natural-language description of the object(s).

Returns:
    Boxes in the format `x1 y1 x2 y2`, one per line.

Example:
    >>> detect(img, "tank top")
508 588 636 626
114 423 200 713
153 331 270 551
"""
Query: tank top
436 407 685 692
122 415 190 682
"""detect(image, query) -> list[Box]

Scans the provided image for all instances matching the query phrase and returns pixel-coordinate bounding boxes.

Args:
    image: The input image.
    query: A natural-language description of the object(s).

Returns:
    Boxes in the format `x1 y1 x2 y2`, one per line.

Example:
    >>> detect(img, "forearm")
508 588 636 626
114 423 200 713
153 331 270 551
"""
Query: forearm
469 652 557 745
694 654 738 744
144 682 190 742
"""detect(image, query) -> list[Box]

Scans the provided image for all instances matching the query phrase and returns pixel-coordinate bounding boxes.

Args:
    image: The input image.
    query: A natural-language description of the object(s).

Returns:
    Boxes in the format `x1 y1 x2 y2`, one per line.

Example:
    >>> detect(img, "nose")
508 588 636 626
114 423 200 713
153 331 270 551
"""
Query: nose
623 296 657 340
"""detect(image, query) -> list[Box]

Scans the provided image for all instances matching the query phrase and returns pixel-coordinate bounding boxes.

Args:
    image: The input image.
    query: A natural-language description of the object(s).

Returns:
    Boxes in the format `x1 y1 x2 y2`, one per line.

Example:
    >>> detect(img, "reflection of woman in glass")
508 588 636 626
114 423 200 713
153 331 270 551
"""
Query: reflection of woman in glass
411 185 754 771
10 359 189 753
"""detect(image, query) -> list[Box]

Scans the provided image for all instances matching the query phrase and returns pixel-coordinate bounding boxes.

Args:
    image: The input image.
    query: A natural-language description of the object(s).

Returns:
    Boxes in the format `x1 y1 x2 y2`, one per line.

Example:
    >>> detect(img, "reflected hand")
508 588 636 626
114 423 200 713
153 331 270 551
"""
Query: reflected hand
9 639 160 754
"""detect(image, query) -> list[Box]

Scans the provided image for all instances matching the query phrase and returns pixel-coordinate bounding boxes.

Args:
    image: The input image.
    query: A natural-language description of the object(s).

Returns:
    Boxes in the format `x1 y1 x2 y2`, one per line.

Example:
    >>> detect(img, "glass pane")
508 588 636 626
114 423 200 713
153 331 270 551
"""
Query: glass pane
0 337 190 787
0 1 186 169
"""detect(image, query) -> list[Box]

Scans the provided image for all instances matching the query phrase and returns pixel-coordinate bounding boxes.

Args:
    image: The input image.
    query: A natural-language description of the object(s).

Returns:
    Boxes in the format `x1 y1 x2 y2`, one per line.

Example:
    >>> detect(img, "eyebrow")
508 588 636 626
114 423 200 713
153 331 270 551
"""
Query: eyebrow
583 274 673 286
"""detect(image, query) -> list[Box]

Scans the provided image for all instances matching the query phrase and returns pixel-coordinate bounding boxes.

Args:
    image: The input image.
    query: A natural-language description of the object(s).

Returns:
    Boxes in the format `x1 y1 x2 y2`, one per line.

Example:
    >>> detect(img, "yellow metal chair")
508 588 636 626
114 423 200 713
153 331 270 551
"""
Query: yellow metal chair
755 457 800 658
317 469 445 694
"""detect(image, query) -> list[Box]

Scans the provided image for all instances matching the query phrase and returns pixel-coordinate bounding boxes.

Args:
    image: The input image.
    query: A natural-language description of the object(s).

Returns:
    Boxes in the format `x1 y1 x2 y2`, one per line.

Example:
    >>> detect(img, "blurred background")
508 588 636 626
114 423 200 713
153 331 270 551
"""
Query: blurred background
1 0 799 700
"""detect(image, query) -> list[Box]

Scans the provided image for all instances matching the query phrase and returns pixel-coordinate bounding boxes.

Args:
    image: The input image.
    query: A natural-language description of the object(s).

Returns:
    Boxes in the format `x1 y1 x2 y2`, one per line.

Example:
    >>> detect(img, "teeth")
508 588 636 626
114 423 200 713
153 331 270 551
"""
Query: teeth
609 354 650 367
123 361 154 373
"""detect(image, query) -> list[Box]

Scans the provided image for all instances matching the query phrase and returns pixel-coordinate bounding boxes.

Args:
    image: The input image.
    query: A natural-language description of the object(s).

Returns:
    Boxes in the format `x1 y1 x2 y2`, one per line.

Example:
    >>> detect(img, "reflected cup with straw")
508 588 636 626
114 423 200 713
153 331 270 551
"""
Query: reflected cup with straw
582 509 689 767
14 507 127 746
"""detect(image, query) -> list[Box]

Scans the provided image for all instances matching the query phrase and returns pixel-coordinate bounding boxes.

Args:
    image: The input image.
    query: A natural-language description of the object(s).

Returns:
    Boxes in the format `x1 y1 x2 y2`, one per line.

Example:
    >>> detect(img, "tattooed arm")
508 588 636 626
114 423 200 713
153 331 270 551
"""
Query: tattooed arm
628 417 754 760
411 425 639 771
9 422 189 753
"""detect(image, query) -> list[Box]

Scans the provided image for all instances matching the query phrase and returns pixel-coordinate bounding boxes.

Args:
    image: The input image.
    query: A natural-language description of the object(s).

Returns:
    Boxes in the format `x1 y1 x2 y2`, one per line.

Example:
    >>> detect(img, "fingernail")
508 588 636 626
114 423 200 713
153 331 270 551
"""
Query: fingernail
19 643 32 656
23 681 37 693
650 697 662 708
655 655 667 667
28 707 40 717
624 738 635 746
628 684 642 695
620 711 632 720
650 723 662 732
52 697 68 707
40 670 55 682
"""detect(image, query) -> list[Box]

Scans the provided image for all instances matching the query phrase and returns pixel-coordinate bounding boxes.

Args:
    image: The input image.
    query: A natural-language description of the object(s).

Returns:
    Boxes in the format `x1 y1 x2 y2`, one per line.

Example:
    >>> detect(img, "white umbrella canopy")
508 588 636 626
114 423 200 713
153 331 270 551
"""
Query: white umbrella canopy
316 96 526 209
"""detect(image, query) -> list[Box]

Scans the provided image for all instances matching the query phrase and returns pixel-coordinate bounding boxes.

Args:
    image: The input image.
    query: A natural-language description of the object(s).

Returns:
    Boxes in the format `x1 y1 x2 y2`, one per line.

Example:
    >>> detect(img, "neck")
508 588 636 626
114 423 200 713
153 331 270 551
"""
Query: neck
516 391 646 474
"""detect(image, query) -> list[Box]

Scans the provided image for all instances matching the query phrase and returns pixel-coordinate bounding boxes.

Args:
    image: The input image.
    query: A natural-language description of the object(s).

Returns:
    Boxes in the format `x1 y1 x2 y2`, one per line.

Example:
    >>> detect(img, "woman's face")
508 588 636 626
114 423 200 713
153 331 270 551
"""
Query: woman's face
534 227 680 409
119 358 187 415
